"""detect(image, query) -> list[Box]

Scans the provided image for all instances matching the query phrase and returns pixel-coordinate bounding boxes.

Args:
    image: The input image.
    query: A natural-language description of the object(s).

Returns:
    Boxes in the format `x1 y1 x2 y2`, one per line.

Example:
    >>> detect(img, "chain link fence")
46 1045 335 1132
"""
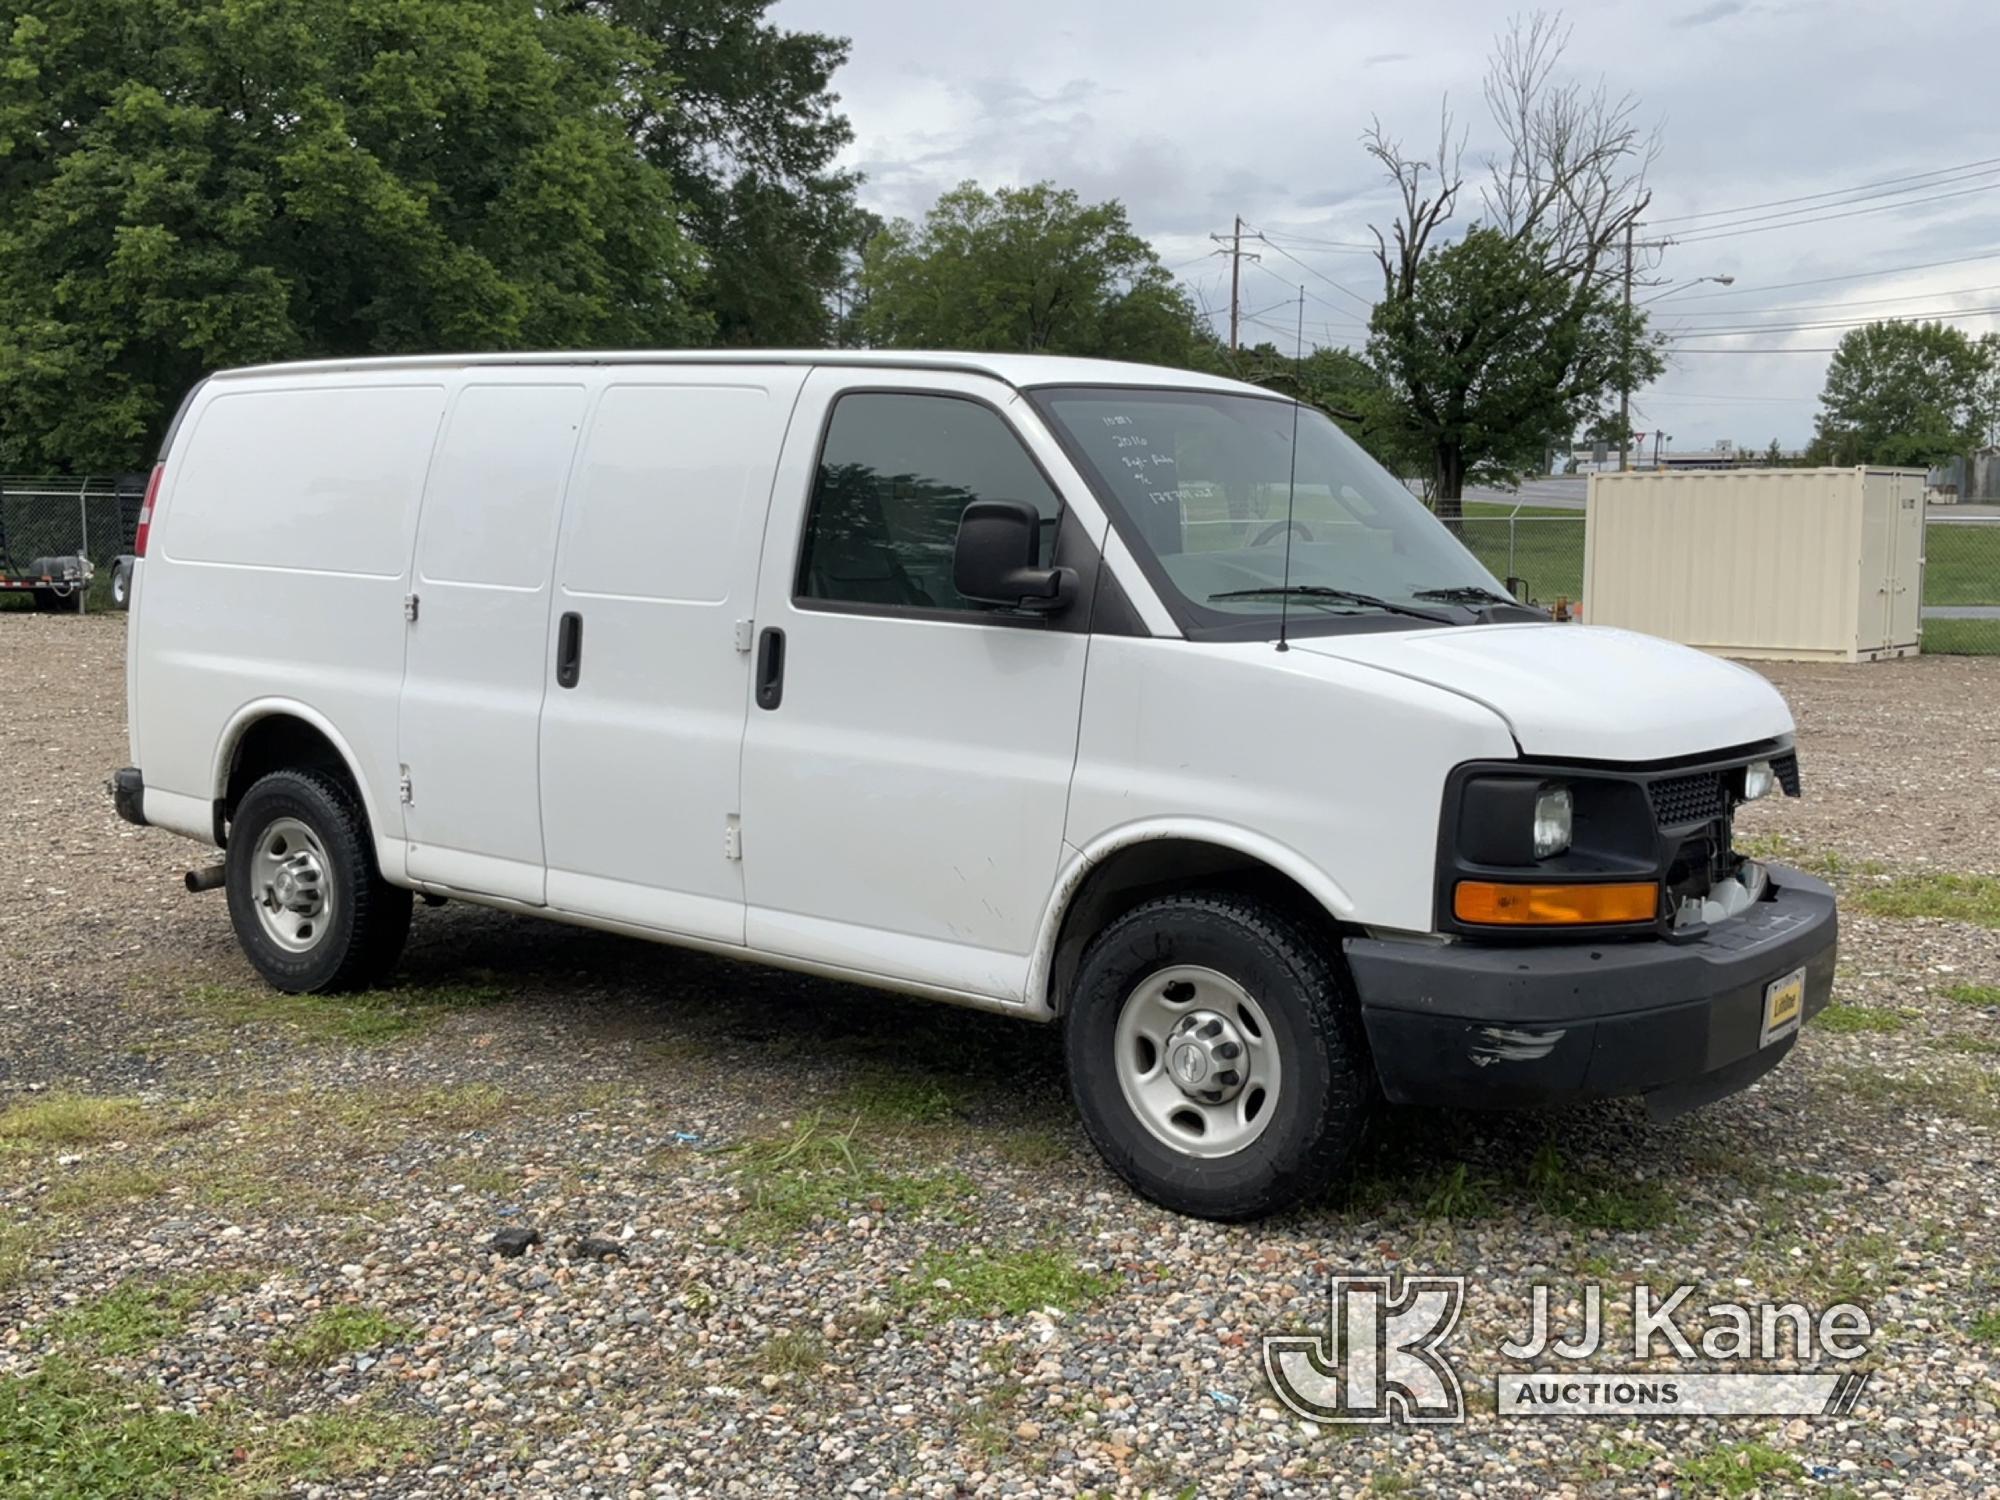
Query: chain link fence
0 475 145 610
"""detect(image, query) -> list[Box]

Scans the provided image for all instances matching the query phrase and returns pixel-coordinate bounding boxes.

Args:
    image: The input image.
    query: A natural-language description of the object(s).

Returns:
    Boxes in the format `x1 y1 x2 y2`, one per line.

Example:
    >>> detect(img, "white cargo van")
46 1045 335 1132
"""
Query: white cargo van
116 351 1835 1219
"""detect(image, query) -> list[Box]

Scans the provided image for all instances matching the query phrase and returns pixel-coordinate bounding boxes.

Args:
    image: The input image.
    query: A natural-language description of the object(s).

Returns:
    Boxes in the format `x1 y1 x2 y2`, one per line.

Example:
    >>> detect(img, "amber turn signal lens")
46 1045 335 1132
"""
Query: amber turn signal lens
1453 880 1660 926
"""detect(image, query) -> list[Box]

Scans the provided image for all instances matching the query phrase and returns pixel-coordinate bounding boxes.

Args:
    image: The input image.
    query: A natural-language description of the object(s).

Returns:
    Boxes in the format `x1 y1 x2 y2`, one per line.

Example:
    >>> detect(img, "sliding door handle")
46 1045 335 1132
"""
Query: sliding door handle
555 611 583 689
754 627 786 711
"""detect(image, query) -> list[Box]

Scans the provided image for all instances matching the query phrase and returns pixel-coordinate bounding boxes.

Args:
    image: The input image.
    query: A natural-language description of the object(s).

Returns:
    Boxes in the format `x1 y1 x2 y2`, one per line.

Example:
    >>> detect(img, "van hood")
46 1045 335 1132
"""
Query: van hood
1292 623 1793 761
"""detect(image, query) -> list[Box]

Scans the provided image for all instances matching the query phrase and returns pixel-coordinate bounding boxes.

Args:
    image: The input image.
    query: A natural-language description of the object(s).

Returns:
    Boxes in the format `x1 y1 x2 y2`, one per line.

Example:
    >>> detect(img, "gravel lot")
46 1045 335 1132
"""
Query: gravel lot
2 614 1996 1498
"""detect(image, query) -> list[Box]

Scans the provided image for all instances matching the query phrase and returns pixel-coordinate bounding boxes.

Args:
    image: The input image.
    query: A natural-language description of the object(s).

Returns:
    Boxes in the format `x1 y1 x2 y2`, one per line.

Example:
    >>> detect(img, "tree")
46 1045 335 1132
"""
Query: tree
1362 13 1663 516
1764 438 1785 467
1810 321 1992 467
0 0 703 473
857 182 1208 363
567 0 873 345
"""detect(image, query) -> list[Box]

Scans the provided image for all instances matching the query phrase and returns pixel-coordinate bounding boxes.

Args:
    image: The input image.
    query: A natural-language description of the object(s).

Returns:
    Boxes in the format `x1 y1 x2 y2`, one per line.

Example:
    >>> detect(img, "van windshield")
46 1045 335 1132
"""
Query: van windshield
1031 387 1512 636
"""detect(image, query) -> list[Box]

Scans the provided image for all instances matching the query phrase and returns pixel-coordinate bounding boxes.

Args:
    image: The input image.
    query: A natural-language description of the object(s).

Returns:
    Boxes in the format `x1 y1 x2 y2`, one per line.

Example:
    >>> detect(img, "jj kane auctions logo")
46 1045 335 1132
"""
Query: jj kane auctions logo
1264 1276 1873 1424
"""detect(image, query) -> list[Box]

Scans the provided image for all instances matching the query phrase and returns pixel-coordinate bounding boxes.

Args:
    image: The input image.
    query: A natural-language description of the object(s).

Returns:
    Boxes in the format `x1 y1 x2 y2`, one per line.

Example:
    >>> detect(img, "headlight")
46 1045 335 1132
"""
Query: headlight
1533 784 1573 859
1742 760 1776 802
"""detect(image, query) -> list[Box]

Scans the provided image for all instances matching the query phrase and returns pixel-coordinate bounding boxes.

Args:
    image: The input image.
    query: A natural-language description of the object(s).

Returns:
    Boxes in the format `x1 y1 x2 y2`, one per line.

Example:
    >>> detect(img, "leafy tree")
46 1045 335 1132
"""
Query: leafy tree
1810 320 1992 467
1362 15 1664 515
566 0 873 345
0 0 703 473
857 181 1207 364
1764 438 1785 467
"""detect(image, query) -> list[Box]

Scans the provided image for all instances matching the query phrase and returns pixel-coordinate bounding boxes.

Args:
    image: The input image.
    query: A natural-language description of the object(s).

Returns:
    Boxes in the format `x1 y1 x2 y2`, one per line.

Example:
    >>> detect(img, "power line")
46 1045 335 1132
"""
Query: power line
1668 180 1998 244
1258 228 1379 254
1672 346 1843 354
1254 234 1377 311
1661 303 2000 337
1647 156 2000 227
1656 249 2000 304
1659 281 2000 320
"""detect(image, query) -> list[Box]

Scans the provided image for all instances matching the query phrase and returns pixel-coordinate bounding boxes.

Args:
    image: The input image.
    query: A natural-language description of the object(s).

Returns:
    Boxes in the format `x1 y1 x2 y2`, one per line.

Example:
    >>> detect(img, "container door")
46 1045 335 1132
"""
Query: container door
1856 476 1894 655
399 378 589 905
1887 475 1924 648
536 371 806 945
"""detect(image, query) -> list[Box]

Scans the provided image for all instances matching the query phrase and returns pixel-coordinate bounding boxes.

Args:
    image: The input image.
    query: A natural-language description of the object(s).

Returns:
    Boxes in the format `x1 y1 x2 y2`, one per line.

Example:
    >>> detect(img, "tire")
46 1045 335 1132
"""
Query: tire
225 768 412 994
109 558 133 611
1064 891 1371 1221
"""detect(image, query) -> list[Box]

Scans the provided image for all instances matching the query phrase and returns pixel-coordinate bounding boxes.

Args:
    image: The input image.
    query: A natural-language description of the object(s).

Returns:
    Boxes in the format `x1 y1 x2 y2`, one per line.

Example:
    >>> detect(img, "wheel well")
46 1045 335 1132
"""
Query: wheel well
1045 839 1347 1013
221 715 361 830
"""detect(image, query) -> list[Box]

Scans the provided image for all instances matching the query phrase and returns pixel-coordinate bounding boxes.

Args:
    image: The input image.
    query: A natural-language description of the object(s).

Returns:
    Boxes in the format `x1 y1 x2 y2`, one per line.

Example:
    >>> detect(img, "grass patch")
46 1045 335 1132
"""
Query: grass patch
1969 1310 2000 1346
1525 1143 1677 1232
1919 617 2000 656
269 1306 419 1369
1944 984 2000 1007
0 1222 38 1293
1852 873 2000 928
0 1358 429 1496
185 976 507 1045
1935 1036 2000 1056
834 1069 971 1126
1677 1440 1803 1496
49 1275 251 1357
41 1163 170 1212
754 1330 827 1378
1811 1003 1905 1035
1826 1063 2000 1128
0 1093 198 1147
1337 1139 1675 1232
898 1247 1112 1319
0 1358 229 1498
730 1114 974 1239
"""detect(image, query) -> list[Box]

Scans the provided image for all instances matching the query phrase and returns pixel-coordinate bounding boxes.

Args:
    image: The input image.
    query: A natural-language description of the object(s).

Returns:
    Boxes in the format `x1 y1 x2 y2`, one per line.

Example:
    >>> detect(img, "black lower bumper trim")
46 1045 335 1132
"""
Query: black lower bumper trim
1346 864 1837 1110
112 767 147 827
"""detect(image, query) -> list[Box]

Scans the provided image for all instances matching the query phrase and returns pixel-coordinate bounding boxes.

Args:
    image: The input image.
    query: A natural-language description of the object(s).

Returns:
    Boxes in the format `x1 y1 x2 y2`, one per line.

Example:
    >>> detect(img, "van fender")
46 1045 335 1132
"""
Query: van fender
211 698 401 880
1025 818 1357 1014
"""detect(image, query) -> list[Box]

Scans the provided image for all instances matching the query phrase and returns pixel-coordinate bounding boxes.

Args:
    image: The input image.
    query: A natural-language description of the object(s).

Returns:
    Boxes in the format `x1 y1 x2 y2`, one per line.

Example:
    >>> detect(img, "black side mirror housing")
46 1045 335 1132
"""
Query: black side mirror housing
952 499 1074 612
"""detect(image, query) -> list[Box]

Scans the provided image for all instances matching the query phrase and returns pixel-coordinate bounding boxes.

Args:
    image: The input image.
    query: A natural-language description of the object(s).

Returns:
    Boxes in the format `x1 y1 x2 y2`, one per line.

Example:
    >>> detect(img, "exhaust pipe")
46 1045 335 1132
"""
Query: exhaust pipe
185 864 226 893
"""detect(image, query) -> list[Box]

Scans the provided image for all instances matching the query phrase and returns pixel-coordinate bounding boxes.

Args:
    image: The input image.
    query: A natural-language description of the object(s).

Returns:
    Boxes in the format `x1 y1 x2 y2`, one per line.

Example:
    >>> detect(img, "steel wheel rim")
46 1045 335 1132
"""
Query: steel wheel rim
112 572 126 604
1113 965 1282 1159
249 816 334 954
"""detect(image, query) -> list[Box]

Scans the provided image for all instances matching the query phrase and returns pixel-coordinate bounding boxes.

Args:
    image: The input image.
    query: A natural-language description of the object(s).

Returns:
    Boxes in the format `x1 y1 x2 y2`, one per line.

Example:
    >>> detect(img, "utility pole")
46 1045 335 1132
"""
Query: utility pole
1619 220 1634 472
1210 216 1263 354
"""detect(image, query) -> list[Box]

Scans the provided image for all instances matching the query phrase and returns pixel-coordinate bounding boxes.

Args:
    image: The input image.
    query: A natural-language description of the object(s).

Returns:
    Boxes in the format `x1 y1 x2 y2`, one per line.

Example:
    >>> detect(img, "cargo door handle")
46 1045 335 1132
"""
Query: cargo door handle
556 611 583 689
754 627 785 711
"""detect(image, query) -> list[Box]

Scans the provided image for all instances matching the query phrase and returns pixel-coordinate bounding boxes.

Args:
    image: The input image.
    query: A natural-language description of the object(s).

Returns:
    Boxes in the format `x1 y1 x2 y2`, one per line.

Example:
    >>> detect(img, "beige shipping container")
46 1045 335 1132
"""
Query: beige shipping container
1582 467 1925 662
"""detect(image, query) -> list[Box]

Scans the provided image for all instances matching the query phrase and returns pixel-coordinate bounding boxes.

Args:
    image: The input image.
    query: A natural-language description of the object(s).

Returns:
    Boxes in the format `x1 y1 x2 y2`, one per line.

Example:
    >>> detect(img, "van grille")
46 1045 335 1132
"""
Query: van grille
1649 771 1726 828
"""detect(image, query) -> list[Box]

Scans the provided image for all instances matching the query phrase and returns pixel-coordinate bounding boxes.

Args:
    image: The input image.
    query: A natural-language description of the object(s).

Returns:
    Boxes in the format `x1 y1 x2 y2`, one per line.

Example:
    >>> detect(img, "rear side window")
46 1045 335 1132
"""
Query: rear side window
797 392 1060 612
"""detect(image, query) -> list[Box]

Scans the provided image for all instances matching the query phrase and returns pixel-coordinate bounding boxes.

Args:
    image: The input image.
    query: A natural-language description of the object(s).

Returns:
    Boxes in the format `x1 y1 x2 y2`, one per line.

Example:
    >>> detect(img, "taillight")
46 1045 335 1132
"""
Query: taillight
134 462 164 557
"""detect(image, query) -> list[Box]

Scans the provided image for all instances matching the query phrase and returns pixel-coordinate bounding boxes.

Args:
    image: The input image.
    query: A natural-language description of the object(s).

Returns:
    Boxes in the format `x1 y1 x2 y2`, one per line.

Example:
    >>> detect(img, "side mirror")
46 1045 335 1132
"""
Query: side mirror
952 499 1074 611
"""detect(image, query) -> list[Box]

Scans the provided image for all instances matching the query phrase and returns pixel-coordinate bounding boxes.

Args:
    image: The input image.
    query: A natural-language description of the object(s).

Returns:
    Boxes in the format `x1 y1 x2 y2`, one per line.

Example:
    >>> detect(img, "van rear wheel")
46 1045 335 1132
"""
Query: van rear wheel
1064 891 1371 1221
225 769 411 994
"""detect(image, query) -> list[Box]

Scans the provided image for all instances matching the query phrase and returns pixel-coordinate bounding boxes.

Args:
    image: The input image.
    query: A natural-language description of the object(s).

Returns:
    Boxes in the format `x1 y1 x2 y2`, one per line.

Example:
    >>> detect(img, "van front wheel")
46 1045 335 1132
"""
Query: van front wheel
1064 892 1371 1221
225 769 412 994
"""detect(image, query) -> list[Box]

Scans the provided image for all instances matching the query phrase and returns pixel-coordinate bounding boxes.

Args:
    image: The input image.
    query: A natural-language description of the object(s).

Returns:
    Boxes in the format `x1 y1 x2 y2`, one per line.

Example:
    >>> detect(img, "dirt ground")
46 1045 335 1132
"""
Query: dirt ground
1 614 1995 1498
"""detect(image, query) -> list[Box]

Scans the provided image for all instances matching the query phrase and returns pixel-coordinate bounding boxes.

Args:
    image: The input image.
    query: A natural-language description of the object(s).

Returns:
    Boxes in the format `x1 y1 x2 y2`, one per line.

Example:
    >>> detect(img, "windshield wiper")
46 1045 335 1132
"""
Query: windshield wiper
1411 585 1514 606
1206 585 1457 625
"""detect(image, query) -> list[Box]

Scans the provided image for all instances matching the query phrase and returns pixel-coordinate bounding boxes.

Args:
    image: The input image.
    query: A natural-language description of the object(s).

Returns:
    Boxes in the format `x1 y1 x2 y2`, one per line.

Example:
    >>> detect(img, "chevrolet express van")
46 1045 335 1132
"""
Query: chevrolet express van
114 352 1836 1220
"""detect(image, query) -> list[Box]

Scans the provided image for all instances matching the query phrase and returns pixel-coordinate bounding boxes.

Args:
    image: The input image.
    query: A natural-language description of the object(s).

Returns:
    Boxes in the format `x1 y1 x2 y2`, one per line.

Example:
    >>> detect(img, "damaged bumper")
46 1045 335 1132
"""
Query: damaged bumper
1345 864 1837 1117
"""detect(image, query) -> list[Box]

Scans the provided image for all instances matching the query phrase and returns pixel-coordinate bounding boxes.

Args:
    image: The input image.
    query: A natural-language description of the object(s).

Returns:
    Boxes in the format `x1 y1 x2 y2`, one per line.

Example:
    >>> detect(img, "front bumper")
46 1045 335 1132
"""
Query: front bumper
1346 864 1837 1116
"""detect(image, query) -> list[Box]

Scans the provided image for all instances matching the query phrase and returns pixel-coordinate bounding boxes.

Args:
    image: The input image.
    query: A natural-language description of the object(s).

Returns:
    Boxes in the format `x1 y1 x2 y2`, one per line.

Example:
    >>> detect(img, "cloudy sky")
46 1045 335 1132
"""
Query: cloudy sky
777 0 1999 451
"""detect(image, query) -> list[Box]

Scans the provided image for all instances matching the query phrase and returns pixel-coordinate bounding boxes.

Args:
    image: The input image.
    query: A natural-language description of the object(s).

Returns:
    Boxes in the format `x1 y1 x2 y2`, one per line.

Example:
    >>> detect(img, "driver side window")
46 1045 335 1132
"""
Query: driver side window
796 392 1062 612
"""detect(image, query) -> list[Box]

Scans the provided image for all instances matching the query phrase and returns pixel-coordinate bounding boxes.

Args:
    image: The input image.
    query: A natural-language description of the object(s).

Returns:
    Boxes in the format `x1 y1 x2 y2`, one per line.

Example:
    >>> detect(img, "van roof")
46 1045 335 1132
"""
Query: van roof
207 349 1278 398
